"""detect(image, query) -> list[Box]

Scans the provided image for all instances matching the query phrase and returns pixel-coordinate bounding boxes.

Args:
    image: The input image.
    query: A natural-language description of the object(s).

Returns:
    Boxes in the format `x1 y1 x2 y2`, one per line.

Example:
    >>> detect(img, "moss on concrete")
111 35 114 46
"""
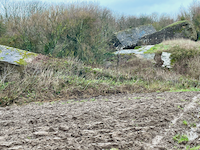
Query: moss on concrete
144 44 171 54
14 59 27 65
134 46 142 49
161 20 189 30
0 45 38 65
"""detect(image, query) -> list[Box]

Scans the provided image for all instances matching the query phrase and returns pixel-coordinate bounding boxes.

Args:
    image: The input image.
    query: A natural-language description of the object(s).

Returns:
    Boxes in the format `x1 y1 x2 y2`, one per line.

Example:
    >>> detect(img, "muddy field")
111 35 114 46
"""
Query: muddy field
1 92 200 150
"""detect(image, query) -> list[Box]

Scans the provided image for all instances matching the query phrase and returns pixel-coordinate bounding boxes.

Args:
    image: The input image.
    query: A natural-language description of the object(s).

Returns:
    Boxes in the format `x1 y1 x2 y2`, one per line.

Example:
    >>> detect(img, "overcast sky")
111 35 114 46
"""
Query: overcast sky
39 0 194 16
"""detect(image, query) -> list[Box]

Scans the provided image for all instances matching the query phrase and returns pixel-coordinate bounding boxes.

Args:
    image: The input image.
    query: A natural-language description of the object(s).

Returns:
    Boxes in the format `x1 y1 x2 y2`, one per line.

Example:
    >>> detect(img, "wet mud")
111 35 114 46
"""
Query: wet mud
1 92 200 150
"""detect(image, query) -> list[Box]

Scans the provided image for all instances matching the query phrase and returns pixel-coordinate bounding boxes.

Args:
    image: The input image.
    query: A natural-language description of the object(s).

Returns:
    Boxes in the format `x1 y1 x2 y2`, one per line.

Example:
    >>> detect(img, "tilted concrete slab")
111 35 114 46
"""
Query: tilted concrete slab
137 20 197 46
112 25 156 49
0 45 38 66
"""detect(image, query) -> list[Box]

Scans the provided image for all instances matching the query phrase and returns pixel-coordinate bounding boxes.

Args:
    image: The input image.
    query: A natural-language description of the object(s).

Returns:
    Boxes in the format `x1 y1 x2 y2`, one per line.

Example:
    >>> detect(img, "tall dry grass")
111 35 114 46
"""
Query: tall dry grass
0 55 179 105
162 39 200 50
0 52 200 106
150 39 200 80
185 56 200 80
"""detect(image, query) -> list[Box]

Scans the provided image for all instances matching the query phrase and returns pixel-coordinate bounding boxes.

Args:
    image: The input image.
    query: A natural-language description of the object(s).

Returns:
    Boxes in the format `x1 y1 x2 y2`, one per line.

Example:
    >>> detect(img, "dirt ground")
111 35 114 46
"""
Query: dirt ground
1 92 200 150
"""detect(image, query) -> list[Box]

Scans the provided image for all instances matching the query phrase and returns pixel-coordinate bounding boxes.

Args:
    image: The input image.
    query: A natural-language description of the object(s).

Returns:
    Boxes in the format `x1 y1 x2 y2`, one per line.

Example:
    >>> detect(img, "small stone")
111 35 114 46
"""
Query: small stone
52 132 58 135
196 129 200 134
8 146 23 150
48 127 55 132
134 127 143 131
0 136 5 141
24 139 31 143
53 137 62 141
0 142 13 147
59 125 69 131
154 147 167 150
95 142 118 147
5 107 10 110
33 131 49 137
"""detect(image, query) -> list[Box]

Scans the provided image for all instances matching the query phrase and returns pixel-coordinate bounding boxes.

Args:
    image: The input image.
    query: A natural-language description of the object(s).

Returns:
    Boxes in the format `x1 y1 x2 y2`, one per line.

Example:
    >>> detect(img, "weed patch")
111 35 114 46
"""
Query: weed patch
173 134 189 144
1 55 200 106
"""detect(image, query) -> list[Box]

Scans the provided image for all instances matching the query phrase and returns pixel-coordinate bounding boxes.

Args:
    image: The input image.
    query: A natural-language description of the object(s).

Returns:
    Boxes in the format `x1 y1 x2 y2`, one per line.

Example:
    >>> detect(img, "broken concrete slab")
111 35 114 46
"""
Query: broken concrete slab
114 45 171 68
111 25 156 49
0 45 38 66
137 20 197 46
0 45 48 75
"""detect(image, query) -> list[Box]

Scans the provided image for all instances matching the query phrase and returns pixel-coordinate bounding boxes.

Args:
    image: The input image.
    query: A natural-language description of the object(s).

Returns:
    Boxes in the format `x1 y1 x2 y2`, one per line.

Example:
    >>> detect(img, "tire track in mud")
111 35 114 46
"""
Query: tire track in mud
150 94 200 149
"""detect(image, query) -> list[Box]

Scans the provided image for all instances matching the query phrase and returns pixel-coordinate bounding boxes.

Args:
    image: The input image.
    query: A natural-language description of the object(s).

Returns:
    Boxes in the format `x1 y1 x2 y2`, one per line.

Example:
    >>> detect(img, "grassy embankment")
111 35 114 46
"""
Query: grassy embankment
1 1 200 106
1 39 200 106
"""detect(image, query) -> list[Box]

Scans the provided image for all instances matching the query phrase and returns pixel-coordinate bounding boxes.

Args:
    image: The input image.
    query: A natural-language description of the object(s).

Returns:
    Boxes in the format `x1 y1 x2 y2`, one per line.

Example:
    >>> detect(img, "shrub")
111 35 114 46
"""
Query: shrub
0 1 117 64
0 0 176 64
169 46 200 64
187 56 200 79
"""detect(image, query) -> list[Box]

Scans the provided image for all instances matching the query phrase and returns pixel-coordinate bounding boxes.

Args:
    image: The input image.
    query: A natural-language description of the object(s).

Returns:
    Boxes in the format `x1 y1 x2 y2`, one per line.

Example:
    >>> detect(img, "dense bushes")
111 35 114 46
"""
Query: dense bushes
0 0 200 64
0 1 116 64
144 39 200 79
0 0 177 64
177 1 200 39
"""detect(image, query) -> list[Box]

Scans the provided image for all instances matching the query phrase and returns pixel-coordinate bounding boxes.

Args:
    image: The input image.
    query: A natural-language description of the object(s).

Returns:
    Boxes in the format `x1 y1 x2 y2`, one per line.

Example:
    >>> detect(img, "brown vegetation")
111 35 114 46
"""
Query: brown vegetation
1 52 200 106
0 0 177 64
1 1 200 106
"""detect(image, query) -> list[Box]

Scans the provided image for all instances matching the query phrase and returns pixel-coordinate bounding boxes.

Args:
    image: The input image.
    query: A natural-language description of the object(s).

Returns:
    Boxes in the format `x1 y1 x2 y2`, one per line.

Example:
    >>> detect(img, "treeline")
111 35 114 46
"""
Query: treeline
0 0 199 64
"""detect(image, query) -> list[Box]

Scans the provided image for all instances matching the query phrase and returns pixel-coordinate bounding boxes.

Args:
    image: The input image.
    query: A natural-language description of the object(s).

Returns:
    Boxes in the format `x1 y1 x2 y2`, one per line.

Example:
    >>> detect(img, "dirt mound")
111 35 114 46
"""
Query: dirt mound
0 92 200 150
